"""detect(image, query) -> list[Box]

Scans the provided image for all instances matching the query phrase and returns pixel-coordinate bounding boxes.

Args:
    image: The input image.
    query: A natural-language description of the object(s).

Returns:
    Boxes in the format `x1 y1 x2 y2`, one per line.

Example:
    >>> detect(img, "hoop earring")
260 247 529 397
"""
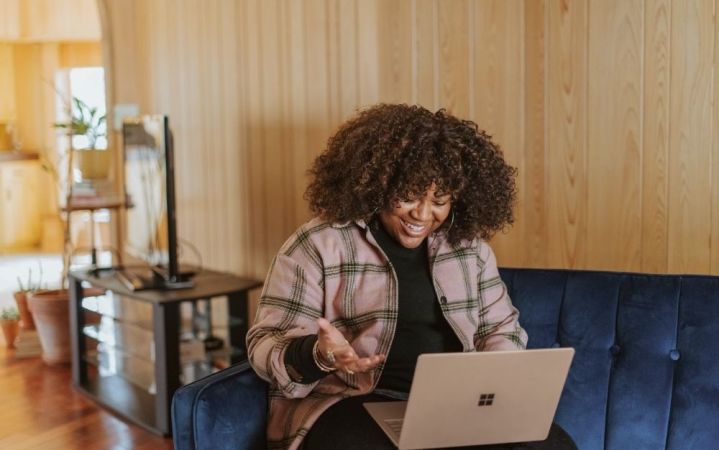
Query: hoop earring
445 210 455 233
367 206 380 228
368 206 379 220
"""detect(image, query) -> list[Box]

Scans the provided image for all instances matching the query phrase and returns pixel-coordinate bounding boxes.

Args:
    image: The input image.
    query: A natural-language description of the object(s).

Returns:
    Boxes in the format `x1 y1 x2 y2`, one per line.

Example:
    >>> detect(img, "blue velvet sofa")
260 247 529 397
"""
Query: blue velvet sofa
172 268 719 449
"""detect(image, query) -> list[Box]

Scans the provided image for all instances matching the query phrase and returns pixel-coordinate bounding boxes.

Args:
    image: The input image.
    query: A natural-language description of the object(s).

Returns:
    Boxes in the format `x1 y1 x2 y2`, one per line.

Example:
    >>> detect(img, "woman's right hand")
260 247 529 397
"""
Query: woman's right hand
316 318 385 374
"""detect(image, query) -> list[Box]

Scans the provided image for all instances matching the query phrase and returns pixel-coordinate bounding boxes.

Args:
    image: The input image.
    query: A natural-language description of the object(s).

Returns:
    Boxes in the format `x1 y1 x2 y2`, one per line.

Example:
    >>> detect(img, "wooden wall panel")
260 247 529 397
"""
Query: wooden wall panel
546 0 588 269
586 0 643 271
413 0 437 108
201 0 224 270
19 0 100 41
667 0 714 273
472 0 525 264
356 0 380 108
13 44 59 153
215 0 247 274
58 43 102 68
102 0 719 277
523 0 547 267
285 0 310 232
240 0 266 276
11 43 63 218
0 43 15 122
0 0 19 40
336 0 360 119
179 0 206 265
642 0 671 273
437 0 470 117
378 0 413 104
259 0 289 259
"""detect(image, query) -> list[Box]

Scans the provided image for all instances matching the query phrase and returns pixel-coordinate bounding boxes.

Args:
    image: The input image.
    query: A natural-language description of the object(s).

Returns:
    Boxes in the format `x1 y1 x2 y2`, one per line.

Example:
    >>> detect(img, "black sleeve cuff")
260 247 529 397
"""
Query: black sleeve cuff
283 334 327 384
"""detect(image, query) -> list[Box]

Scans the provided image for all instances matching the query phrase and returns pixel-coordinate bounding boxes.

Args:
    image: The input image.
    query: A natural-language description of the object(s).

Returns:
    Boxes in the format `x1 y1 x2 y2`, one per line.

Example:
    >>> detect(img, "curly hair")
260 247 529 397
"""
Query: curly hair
305 104 517 244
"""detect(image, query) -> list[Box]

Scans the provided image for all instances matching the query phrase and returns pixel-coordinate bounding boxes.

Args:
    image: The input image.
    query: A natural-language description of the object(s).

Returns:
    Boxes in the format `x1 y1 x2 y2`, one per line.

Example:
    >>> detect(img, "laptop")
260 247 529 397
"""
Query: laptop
363 348 574 449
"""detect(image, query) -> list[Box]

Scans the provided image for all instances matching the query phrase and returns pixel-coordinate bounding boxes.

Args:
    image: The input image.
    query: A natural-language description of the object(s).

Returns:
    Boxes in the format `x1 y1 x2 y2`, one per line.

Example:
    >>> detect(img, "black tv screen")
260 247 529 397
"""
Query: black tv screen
123 115 190 287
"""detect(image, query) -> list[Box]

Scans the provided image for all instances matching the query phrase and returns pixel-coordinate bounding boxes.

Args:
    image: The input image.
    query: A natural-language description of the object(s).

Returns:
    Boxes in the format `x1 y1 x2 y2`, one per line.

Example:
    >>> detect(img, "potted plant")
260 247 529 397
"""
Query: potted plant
53 96 108 180
1 307 20 349
14 265 44 331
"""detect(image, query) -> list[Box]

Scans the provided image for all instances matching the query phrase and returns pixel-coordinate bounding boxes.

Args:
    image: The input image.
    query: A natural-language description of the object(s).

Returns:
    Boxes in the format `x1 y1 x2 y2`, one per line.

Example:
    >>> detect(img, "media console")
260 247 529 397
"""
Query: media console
69 268 262 436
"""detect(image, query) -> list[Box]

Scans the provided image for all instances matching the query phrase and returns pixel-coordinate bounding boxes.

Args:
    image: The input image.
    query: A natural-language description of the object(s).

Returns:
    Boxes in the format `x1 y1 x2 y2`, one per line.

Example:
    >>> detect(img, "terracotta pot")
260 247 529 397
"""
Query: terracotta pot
13 291 36 330
1 319 19 349
28 287 106 365
28 289 71 364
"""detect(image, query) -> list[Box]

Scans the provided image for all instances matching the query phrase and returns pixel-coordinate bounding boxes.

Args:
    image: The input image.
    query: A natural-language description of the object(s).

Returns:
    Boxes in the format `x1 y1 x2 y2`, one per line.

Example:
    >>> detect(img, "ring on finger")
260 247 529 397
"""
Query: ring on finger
345 368 355 375
326 349 336 364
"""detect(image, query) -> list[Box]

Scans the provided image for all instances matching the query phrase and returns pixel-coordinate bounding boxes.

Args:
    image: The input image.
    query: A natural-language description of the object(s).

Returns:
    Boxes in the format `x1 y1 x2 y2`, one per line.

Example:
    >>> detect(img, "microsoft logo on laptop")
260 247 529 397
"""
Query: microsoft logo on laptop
478 393 495 406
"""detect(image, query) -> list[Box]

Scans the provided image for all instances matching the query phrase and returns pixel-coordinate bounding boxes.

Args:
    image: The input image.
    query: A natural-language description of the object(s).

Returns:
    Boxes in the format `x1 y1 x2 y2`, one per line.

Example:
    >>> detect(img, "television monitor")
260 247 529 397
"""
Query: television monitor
122 115 193 289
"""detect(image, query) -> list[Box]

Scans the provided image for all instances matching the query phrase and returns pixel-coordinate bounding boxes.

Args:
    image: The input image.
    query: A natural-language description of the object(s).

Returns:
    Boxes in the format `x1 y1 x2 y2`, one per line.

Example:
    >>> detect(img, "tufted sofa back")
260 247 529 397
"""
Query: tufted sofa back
172 268 719 450
500 268 719 450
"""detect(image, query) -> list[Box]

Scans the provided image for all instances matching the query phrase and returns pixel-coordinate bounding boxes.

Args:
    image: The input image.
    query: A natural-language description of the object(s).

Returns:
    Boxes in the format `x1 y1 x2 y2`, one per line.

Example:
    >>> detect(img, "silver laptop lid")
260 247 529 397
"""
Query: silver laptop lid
396 348 574 449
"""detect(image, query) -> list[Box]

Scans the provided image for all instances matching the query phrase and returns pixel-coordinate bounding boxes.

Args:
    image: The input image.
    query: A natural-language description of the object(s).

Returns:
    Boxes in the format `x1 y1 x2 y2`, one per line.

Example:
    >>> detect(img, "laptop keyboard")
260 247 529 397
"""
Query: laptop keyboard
384 418 404 438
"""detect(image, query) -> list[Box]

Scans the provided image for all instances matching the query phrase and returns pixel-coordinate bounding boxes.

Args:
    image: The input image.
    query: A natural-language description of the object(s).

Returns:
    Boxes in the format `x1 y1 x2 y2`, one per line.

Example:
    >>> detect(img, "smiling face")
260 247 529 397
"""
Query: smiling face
378 183 453 249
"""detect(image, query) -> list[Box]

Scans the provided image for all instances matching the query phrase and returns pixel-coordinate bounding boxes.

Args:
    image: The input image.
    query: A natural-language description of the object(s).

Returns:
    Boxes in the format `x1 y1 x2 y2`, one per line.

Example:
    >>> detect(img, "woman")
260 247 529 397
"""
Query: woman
247 104 576 450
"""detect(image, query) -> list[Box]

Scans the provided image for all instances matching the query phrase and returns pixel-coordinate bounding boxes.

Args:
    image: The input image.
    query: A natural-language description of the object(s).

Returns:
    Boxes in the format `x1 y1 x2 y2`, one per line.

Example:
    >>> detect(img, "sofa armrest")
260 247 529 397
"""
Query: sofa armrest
172 360 268 450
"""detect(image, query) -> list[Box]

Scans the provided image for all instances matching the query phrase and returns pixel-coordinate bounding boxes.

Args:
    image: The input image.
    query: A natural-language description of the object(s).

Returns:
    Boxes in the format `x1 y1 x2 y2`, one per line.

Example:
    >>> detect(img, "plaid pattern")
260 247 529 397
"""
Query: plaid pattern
247 218 527 450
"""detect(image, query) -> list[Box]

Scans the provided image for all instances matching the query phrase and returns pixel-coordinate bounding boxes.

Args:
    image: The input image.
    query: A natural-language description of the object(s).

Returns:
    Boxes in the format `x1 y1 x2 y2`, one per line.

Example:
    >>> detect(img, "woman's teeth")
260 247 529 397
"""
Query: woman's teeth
401 219 425 232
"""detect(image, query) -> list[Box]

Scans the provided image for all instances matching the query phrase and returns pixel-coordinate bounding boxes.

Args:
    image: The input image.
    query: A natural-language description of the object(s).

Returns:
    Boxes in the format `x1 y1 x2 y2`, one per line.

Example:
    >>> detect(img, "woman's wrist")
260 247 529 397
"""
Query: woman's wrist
313 339 337 372
283 335 329 384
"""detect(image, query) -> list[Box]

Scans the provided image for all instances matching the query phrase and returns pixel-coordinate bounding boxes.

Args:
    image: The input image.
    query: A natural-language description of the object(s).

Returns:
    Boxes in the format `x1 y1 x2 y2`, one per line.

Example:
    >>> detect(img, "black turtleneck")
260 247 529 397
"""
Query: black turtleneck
371 220 462 393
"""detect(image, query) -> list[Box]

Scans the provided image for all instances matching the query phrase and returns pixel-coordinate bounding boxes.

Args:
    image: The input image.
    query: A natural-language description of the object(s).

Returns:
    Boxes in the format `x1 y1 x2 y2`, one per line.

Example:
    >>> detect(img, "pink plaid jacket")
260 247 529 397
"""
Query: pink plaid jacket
247 218 527 449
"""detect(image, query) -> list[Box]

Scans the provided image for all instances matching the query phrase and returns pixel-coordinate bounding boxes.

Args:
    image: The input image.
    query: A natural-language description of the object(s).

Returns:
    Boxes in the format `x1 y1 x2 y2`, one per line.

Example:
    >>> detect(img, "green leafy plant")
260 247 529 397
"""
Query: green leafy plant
53 96 106 150
0 307 20 321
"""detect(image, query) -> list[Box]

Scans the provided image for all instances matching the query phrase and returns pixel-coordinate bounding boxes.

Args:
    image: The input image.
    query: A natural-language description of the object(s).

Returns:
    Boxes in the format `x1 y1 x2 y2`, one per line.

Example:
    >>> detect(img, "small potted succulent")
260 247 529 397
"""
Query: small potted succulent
1 307 20 349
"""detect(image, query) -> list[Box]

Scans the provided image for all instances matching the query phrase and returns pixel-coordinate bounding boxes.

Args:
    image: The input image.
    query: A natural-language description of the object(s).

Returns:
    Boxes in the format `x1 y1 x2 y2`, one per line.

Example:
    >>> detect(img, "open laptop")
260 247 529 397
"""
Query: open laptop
364 348 574 449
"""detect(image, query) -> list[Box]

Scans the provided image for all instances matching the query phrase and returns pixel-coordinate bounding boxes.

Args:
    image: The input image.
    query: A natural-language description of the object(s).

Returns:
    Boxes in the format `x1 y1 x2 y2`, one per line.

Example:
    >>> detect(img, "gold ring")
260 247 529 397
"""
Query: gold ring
326 349 336 364
345 368 355 375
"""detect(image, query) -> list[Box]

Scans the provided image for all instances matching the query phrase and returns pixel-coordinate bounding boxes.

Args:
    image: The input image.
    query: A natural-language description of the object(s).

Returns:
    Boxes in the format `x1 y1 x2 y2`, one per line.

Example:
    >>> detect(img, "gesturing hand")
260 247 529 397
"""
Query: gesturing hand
316 318 385 375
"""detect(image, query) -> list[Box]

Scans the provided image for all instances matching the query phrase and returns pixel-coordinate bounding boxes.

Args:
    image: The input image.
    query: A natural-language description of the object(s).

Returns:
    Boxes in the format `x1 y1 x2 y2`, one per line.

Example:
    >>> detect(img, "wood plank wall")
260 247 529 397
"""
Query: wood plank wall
101 0 719 278
0 0 100 41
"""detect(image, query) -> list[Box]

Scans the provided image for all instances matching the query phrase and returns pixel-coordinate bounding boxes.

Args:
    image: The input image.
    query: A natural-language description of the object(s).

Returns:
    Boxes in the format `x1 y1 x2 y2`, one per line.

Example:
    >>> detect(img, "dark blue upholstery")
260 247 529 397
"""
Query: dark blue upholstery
172 268 719 450
171 361 267 450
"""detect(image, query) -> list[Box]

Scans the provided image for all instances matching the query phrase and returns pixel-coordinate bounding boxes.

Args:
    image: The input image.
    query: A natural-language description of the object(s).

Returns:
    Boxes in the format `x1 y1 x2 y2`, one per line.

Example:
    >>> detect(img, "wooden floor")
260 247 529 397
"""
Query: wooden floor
0 347 174 450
